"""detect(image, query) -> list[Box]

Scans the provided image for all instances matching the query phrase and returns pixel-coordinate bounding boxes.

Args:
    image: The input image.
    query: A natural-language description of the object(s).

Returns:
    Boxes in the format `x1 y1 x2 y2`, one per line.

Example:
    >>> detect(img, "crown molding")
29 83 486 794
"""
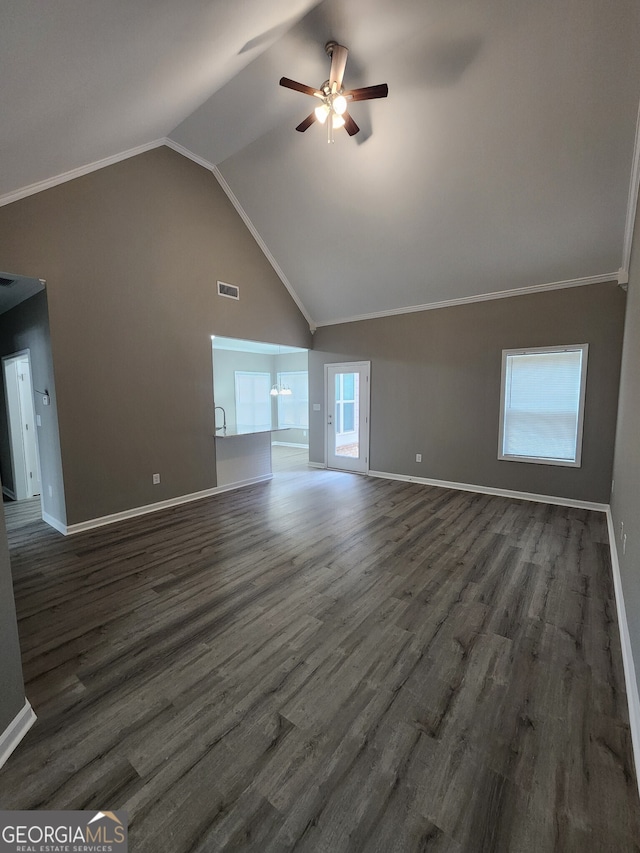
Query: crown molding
0 133 630 329
163 138 316 331
0 139 167 208
0 133 317 331
313 273 619 328
621 97 640 279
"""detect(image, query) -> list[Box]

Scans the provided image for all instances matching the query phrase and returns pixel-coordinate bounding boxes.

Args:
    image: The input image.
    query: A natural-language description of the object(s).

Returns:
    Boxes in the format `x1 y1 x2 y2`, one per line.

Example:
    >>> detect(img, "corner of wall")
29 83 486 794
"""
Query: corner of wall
606 508 640 796
0 700 36 769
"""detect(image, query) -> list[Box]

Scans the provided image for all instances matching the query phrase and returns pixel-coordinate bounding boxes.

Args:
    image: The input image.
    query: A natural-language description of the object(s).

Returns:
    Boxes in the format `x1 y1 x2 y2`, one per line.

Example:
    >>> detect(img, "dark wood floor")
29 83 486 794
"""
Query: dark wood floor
3 494 42 528
1 447 639 852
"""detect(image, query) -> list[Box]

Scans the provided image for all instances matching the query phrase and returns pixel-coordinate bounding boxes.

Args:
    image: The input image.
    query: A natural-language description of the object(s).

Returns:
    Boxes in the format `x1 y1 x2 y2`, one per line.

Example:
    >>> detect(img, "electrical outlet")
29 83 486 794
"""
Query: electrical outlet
623 533 627 555
416 453 422 463
48 485 52 498
152 473 160 485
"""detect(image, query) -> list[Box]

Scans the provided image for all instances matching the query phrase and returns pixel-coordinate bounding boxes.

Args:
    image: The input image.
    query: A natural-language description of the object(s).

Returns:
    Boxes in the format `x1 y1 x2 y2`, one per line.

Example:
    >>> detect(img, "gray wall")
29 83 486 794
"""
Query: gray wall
310 282 625 503
611 194 640 688
0 147 312 524
0 493 26 734
0 291 66 524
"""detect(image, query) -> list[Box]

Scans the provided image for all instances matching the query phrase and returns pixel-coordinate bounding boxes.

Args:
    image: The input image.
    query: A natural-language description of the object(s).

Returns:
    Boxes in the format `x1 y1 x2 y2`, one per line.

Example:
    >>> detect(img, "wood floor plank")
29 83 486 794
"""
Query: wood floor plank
0 447 638 852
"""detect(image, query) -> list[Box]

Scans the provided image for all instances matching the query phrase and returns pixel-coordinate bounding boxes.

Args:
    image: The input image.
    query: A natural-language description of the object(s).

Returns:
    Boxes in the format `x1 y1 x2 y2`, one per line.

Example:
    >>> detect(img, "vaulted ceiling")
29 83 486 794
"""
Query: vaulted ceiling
2 0 640 328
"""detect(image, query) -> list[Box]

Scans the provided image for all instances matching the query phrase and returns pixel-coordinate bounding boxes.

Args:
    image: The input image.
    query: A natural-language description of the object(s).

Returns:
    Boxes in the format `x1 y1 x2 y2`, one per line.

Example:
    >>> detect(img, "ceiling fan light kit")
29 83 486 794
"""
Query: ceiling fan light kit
280 41 389 143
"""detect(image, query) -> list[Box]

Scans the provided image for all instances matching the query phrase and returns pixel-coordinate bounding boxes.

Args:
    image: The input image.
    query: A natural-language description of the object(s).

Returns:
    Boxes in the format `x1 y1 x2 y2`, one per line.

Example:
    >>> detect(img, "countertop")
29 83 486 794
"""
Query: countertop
214 426 290 438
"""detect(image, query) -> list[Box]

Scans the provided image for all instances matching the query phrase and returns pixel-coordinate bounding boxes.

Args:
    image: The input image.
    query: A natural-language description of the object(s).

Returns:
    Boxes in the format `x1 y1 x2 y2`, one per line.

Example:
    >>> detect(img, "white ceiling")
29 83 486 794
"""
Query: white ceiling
2 0 640 327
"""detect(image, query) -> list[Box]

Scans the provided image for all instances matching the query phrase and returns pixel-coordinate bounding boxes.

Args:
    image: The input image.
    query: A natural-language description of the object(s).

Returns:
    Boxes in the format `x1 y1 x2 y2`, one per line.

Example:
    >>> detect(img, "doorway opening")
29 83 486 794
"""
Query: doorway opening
0 273 64 533
211 336 310 478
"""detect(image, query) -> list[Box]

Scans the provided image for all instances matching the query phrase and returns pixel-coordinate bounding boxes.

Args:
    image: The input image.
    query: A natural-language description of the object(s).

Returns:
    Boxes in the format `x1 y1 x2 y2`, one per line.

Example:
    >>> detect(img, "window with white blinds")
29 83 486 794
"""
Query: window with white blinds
498 344 588 467
234 371 271 430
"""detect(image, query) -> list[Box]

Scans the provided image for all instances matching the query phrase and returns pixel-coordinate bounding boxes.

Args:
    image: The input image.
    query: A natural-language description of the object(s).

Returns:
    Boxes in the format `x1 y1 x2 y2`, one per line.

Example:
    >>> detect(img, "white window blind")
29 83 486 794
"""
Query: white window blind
234 371 271 430
498 345 588 467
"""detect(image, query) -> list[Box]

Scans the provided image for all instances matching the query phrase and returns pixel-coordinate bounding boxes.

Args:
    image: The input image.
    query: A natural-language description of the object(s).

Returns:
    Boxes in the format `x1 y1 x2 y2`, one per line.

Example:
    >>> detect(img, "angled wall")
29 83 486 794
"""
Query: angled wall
0 146 311 525
611 190 640 688
0 496 26 739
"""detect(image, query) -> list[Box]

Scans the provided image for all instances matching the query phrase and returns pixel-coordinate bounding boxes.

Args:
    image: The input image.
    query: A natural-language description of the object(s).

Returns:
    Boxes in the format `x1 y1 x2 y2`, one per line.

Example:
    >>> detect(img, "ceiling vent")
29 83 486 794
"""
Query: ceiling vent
217 281 239 300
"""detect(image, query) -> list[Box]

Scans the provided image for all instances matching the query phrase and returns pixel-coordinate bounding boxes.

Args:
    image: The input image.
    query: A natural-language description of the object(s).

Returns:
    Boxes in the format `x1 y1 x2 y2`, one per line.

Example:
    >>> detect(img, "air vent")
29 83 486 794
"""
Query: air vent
0 277 16 287
217 281 239 300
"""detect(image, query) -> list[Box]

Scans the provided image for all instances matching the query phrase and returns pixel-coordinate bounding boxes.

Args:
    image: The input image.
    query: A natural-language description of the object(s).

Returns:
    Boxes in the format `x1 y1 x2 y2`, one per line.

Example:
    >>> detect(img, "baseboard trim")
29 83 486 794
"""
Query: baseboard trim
367 470 608 511
308 461 327 469
272 441 309 449
0 700 36 769
42 511 67 535
606 509 640 794
61 477 273 535
2 486 16 500
207 474 273 497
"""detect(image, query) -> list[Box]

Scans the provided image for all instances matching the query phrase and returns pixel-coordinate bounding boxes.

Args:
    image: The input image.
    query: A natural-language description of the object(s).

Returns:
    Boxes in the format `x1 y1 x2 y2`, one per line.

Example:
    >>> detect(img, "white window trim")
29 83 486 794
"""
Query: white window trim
497 343 589 468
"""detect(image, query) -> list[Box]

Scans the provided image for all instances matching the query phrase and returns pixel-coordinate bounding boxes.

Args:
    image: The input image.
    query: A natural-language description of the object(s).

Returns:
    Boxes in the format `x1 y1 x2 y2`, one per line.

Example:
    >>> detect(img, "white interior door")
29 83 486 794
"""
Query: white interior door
17 357 40 497
326 362 370 473
3 352 41 499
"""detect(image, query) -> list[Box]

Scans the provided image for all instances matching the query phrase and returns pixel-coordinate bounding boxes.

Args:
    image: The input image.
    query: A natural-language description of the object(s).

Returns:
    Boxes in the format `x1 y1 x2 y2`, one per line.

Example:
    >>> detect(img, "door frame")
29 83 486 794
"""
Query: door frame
324 361 371 473
2 349 42 502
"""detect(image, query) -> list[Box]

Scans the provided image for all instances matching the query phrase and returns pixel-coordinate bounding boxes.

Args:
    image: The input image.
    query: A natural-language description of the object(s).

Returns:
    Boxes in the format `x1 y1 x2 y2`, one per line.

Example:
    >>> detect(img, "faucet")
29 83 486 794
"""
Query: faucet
214 406 227 431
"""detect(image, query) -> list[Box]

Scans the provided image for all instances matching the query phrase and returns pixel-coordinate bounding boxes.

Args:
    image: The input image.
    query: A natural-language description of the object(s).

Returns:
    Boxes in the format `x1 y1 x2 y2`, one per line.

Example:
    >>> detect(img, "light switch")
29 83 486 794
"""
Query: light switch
313 403 321 411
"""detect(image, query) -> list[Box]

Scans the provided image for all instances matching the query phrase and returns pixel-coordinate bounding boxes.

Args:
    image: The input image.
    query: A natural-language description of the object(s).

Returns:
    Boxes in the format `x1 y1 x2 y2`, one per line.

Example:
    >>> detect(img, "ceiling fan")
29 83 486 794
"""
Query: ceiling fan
279 41 388 142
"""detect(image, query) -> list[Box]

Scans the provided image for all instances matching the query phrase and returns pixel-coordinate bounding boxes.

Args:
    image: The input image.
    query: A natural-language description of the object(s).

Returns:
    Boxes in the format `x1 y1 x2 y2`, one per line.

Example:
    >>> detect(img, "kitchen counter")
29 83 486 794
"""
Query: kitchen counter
214 427 289 488
214 425 279 437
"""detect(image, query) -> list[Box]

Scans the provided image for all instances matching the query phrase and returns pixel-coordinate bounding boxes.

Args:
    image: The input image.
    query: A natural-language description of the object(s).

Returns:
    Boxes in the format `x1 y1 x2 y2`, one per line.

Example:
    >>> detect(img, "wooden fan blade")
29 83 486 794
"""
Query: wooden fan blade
345 83 389 102
329 44 348 88
280 77 320 97
343 111 360 136
296 112 317 132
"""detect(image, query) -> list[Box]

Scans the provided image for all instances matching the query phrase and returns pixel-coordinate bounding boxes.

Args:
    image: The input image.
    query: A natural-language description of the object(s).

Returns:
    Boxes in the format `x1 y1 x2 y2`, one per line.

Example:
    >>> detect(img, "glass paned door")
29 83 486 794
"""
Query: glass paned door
334 372 360 458
326 362 370 473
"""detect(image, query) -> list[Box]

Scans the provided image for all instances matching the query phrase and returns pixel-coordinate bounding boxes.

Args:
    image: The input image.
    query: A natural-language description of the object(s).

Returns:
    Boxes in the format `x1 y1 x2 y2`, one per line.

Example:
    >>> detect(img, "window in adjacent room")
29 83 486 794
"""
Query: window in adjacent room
276 371 309 429
234 371 271 430
498 344 588 467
